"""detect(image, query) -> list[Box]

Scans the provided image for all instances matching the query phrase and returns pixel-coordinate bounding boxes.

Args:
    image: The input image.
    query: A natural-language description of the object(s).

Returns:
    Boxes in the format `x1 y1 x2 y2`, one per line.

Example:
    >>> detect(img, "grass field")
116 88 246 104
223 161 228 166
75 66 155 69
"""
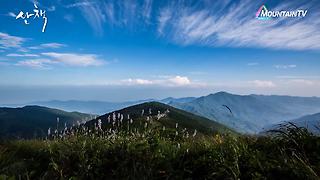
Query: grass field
0 122 319 180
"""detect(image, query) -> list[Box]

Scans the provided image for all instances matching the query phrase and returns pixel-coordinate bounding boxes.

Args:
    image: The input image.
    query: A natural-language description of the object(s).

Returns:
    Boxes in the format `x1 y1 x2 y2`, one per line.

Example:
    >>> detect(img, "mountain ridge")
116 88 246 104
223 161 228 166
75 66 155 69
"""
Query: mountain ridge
169 92 320 133
0 106 92 139
87 101 235 135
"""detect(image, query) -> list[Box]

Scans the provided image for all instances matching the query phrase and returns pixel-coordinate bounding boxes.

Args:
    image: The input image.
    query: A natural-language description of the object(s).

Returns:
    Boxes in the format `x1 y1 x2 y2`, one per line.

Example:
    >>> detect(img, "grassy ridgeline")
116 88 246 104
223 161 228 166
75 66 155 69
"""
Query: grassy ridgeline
0 124 320 180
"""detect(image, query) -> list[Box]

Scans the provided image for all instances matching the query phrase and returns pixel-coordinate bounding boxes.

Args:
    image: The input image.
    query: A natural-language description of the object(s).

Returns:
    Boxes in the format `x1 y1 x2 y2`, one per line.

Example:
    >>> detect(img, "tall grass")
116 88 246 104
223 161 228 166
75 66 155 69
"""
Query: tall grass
0 112 319 179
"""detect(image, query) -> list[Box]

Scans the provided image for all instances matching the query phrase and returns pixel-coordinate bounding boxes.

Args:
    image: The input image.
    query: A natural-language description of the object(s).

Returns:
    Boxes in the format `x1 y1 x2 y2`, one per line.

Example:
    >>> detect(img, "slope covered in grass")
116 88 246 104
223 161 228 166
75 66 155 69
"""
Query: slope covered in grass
0 102 319 179
0 106 92 139
0 124 319 179
87 102 234 135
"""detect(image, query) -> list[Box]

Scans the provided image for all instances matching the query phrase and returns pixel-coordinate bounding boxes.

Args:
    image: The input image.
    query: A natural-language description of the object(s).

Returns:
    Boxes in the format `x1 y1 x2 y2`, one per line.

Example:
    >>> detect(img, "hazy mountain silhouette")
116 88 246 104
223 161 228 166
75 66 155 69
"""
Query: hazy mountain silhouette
169 92 320 133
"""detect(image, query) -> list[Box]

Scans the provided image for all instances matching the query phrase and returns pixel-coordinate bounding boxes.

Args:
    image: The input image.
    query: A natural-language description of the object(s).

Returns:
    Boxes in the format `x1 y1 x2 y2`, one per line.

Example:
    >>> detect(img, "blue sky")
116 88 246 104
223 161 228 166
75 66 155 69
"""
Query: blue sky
0 0 320 103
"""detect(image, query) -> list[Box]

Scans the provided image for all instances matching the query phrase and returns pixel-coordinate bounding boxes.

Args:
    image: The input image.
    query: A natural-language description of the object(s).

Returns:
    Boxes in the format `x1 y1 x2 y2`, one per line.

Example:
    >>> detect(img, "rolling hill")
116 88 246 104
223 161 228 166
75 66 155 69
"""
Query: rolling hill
86 102 234 135
169 92 320 133
0 106 92 139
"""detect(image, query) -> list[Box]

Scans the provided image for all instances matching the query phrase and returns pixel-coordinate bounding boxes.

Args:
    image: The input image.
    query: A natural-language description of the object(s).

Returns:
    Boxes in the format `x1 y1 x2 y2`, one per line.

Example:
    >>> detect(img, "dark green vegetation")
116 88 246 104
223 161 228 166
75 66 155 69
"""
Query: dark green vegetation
0 102 319 179
0 106 92 139
170 92 320 133
0 123 319 179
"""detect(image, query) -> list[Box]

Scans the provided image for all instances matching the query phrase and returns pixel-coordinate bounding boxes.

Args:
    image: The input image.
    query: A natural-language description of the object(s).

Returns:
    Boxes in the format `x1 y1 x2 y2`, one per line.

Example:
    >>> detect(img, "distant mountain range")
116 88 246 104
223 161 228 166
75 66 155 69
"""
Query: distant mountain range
291 113 320 134
1 97 196 115
87 102 234 135
264 112 320 135
2 92 320 134
0 106 92 139
2 100 153 115
160 97 197 104
169 92 320 133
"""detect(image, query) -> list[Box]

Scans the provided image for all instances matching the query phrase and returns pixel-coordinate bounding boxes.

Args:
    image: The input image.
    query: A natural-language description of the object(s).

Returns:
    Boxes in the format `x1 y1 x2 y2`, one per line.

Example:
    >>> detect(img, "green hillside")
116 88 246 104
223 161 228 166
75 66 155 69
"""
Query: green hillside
0 106 92 139
87 102 235 135
0 121 319 179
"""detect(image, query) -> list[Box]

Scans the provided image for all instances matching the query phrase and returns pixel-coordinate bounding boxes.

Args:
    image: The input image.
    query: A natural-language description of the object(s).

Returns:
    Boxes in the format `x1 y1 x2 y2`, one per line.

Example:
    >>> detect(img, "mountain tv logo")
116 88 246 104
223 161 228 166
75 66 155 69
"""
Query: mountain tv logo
256 4 308 20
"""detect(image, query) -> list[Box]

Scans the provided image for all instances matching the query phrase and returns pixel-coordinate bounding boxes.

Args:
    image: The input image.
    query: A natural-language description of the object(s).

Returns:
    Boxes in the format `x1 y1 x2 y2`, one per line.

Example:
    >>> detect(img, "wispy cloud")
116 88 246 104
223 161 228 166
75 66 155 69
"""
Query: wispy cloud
247 62 259 66
74 0 106 36
41 52 105 67
287 79 316 86
7 12 16 17
142 0 153 22
47 6 56 12
29 43 66 49
64 14 74 22
158 0 320 50
65 2 94 8
276 75 320 79
158 7 172 34
249 80 276 88
15 59 53 69
7 53 39 57
274 64 297 69
0 32 26 49
60 0 319 50
103 2 115 25
9 52 106 68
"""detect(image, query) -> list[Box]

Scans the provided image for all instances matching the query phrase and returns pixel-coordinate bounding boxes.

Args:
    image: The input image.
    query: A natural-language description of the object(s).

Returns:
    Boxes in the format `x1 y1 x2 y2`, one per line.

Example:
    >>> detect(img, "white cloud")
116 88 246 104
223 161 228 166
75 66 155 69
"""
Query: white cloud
0 32 26 49
249 80 276 88
41 52 105 67
274 64 297 69
121 76 198 87
29 43 66 49
168 76 191 86
123 78 154 85
15 59 52 69
7 53 39 57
